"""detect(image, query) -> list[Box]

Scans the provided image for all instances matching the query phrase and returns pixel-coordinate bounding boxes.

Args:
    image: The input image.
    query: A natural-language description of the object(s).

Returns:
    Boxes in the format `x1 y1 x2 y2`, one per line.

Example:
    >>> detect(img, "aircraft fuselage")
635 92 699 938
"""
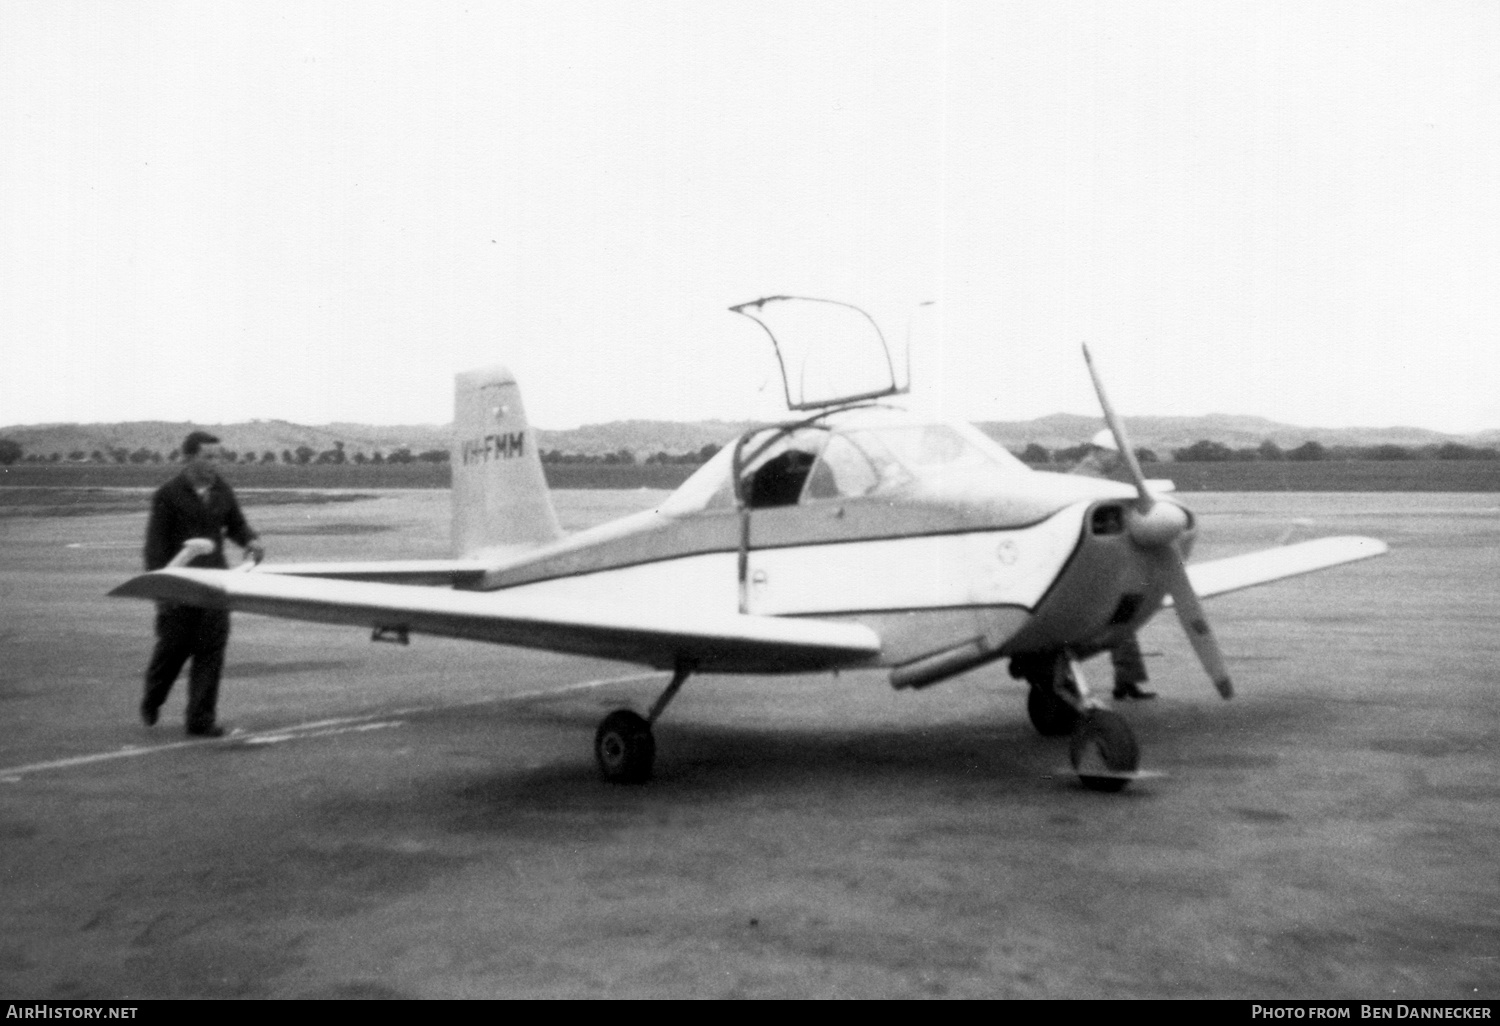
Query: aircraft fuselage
477 405 1191 683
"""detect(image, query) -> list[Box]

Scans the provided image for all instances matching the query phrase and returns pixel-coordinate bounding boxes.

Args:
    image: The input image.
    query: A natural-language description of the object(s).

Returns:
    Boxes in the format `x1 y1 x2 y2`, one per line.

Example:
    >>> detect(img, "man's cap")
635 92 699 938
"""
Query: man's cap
1089 428 1119 452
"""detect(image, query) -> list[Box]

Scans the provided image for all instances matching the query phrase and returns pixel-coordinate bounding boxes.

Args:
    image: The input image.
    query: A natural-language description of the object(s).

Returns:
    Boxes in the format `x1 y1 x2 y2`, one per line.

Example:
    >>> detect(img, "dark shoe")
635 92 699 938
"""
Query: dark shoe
186 724 226 738
140 703 159 726
1112 681 1156 700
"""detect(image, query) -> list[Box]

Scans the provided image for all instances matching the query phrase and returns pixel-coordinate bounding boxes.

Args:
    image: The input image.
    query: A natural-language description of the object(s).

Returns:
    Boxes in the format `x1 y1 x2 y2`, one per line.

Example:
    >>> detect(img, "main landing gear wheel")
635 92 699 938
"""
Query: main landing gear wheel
595 710 655 784
592 659 694 785
1027 684 1081 737
1069 709 1140 793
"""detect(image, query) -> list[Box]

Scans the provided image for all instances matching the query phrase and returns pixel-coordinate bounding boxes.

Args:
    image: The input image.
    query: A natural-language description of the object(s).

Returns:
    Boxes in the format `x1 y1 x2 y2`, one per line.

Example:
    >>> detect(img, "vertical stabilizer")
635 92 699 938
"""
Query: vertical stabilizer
451 366 563 558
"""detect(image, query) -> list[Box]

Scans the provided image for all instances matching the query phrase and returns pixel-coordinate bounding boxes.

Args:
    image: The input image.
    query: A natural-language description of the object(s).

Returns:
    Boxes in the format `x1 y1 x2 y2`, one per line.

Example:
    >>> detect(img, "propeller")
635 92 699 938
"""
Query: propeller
1081 344 1233 699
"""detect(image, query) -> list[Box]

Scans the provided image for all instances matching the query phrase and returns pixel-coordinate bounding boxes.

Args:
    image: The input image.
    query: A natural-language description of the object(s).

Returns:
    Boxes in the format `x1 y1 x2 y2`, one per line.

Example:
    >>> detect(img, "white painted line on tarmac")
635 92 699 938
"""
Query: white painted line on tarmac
0 740 211 780
0 670 664 782
241 721 405 745
383 671 663 718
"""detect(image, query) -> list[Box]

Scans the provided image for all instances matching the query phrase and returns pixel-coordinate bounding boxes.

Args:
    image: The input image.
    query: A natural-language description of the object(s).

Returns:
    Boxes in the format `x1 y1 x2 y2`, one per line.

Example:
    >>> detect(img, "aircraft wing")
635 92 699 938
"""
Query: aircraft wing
1179 536 1388 601
254 560 491 587
109 568 882 674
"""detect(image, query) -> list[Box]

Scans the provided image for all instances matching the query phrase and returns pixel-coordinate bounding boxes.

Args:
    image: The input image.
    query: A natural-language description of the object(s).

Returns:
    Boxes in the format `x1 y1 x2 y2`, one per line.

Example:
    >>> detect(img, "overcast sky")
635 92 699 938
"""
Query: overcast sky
3 1 1498 433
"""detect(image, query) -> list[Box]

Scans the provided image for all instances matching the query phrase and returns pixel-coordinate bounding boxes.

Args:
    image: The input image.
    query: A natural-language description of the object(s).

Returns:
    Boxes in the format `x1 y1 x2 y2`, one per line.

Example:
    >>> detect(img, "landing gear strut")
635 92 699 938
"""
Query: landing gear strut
594 658 694 784
1012 652 1142 791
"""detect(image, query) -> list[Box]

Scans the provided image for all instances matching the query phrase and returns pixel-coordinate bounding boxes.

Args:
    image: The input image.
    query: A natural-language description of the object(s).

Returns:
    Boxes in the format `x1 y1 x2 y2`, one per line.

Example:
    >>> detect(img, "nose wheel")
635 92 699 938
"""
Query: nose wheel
1013 652 1145 791
1069 708 1141 792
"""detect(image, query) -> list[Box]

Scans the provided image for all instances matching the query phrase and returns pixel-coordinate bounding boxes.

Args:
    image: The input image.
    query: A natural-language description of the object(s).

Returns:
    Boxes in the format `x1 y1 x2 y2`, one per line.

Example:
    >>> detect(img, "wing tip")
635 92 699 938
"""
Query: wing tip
107 574 157 599
107 569 228 607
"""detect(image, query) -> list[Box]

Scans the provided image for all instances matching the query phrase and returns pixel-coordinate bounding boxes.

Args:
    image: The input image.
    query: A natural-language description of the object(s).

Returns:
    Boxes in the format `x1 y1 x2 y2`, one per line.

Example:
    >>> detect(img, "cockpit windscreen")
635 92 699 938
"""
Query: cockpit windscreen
659 418 1025 515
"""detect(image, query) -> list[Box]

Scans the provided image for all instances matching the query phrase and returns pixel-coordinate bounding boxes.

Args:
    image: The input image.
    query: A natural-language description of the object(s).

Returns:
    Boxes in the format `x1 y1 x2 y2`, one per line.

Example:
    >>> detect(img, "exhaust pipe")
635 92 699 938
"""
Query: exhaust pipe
890 638 1002 690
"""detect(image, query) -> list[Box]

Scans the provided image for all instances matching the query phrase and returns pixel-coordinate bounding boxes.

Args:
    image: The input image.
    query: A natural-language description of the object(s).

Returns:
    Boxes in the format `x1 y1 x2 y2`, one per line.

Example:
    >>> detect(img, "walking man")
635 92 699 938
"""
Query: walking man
140 431 264 736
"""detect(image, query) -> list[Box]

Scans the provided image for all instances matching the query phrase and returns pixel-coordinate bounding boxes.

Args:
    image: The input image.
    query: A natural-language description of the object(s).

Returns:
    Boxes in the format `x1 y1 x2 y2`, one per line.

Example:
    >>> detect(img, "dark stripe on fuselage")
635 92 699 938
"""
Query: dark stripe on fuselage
484 505 1072 592
776 602 1033 619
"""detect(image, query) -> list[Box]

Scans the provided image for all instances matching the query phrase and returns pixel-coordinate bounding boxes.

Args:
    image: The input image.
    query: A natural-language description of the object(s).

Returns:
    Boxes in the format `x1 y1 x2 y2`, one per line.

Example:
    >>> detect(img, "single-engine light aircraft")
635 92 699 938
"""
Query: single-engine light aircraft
112 297 1387 791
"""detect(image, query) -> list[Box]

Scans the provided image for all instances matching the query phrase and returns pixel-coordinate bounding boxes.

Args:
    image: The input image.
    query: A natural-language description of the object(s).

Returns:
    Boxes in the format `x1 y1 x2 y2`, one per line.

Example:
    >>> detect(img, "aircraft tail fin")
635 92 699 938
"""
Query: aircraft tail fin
451 366 563 559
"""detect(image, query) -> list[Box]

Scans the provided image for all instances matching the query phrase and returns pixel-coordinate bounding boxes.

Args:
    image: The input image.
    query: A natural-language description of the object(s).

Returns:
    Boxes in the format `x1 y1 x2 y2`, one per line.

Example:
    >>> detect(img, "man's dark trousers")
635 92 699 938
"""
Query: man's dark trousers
145 603 231 731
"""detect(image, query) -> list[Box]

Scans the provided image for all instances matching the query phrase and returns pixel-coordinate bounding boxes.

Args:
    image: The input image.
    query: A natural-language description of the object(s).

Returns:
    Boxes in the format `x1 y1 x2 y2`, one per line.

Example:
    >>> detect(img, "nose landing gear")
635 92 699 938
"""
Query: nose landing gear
1012 651 1143 791
1069 708 1140 792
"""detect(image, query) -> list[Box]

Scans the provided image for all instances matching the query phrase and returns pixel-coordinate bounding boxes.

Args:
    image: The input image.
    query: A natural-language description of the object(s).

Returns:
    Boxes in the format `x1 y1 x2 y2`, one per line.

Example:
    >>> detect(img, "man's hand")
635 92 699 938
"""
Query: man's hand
244 539 266 565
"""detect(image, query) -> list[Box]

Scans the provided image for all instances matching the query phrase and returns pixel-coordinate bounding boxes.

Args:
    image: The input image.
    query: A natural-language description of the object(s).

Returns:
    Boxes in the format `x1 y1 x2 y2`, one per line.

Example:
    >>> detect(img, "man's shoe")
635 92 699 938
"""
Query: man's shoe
186 724 226 738
1112 681 1157 700
140 704 159 726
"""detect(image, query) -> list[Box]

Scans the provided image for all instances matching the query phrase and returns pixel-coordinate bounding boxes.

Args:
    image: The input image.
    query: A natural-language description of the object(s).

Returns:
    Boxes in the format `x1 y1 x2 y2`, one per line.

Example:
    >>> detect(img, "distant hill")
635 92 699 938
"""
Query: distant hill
1 413 1494 462
973 413 1473 453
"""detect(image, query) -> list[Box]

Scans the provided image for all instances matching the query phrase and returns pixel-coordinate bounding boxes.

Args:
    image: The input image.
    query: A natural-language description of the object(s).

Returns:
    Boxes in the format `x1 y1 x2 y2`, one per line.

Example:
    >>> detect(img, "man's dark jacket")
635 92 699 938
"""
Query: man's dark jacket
144 473 257 571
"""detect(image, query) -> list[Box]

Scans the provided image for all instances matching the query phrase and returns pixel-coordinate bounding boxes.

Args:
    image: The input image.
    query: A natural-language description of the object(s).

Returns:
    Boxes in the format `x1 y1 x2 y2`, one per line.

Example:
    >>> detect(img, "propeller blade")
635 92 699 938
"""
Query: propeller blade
1081 343 1153 511
1082 344 1231 699
1158 549 1234 699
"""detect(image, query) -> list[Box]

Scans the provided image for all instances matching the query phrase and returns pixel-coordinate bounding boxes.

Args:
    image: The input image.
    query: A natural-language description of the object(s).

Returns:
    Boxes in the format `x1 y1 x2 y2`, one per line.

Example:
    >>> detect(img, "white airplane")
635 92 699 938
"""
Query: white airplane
111 297 1387 791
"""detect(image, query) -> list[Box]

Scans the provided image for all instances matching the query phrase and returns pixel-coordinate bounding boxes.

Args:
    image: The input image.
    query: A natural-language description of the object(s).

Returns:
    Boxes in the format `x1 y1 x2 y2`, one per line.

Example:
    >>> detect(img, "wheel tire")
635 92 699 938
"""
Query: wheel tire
595 710 655 784
1069 709 1140 793
1027 685 1081 737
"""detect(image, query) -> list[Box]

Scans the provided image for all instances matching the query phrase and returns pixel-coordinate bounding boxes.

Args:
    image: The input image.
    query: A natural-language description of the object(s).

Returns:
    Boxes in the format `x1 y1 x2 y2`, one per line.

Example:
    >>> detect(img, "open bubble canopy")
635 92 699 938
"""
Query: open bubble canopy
730 296 912 411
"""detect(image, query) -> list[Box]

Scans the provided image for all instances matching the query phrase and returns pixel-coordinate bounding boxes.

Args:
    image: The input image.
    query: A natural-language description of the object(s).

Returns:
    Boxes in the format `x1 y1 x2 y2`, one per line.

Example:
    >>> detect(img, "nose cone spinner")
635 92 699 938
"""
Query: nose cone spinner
1126 500 1191 549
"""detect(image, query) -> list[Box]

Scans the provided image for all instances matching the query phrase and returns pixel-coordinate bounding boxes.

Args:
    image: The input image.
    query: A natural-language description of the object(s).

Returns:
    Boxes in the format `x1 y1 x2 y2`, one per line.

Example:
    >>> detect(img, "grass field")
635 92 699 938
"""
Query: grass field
1137 458 1500 492
4 458 1500 492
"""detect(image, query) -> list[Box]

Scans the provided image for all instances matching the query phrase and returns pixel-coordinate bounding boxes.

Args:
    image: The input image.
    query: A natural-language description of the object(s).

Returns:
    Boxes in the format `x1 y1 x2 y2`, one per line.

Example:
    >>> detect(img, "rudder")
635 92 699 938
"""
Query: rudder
451 366 563 558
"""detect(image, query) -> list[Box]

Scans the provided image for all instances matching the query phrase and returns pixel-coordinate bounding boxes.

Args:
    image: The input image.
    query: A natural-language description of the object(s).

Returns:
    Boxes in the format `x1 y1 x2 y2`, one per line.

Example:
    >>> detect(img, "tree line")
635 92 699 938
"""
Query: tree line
540 443 722 466
0 439 450 466
0 438 719 468
989 439 1497 465
1152 439 1489 463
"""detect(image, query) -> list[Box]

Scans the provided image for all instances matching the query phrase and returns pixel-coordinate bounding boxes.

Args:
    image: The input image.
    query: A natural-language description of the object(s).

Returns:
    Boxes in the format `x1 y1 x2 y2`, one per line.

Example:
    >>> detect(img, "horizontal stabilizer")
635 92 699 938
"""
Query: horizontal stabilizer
110 568 882 674
1178 536 1388 602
